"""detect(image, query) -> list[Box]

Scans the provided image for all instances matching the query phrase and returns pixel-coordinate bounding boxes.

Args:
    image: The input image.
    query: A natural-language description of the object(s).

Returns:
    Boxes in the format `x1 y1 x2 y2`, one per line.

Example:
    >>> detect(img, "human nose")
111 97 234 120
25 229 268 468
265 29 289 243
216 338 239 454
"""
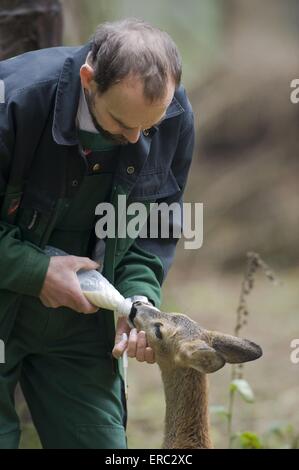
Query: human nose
122 128 141 144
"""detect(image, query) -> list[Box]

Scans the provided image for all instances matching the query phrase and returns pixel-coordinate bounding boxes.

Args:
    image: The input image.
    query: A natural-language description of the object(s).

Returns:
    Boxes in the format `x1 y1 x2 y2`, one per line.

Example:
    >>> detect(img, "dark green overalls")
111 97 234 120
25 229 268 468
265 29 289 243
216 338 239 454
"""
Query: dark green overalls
0 132 128 449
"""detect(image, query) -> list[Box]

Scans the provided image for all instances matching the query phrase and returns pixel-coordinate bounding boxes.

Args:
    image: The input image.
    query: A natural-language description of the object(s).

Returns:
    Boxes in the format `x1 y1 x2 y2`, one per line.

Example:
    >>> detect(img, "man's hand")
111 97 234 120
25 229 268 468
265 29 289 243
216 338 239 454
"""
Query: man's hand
39 255 100 314
112 316 155 364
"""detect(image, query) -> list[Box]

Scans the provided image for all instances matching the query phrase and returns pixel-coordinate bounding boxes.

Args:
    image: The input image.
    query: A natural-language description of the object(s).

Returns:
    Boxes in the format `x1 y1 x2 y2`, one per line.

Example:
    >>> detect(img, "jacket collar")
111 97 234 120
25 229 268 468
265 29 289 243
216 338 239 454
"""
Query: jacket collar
52 42 185 147
162 94 185 120
52 43 92 146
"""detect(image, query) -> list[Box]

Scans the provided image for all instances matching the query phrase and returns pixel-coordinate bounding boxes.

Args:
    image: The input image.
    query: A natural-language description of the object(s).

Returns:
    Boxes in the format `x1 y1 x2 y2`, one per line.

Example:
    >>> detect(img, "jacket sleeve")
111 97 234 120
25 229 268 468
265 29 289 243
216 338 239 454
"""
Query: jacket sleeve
0 112 50 297
114 108 195 308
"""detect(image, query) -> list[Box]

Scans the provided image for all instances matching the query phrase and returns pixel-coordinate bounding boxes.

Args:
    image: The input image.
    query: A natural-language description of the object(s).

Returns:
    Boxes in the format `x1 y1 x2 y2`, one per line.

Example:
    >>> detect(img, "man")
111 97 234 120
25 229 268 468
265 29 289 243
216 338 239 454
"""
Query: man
0 18 194 448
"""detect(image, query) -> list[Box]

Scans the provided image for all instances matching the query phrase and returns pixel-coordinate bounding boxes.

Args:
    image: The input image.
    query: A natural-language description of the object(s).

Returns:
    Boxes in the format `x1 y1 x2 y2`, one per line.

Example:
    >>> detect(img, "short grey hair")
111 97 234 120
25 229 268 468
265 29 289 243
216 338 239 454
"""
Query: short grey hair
89 18 182 102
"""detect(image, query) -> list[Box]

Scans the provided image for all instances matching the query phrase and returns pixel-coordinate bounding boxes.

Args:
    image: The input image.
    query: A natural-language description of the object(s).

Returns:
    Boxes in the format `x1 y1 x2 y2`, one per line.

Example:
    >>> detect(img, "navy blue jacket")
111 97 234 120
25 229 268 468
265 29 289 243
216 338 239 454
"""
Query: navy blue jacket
0 43 194 344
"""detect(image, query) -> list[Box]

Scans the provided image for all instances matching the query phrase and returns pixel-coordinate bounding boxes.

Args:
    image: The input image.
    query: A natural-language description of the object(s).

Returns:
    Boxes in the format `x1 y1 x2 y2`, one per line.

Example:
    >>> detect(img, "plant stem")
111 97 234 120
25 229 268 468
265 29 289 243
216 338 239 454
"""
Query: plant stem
227 252 277 449
227 365 236 448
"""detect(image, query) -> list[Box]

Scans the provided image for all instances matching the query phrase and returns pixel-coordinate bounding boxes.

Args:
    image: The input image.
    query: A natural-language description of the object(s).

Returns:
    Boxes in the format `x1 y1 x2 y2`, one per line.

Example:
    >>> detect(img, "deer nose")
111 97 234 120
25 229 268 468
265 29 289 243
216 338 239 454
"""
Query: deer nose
129 301 142 326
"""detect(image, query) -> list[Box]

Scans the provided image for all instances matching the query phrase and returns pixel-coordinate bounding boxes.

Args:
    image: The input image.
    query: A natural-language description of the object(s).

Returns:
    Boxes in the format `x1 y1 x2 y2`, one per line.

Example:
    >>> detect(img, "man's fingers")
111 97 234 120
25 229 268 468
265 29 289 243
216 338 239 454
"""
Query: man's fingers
73 291 99 314
112 336 128 359
113 327 156 364
114 317 131 342
39 255 101 312
82 304 99 314
127 328 138 358
136 331 146 362
69 256 100 273
113 321 131 359
145 347 155 364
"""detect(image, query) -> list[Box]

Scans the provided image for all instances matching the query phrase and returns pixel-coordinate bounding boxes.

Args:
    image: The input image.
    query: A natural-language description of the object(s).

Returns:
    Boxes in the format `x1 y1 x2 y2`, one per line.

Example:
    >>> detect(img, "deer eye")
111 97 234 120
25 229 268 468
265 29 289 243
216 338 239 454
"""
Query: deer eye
154 322 163 339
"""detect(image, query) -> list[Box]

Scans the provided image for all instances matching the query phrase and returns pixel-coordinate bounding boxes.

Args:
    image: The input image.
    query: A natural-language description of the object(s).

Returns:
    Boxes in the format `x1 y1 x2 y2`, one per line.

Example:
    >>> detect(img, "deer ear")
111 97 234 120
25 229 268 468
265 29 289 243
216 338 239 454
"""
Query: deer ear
175 341 226 374
211 333 263 364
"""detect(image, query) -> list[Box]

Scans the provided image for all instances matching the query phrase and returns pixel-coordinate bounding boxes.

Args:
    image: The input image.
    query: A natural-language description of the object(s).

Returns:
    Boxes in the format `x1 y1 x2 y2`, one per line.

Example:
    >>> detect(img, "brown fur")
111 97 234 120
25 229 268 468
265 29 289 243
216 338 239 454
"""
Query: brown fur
162 366 212 449
130 302 262 449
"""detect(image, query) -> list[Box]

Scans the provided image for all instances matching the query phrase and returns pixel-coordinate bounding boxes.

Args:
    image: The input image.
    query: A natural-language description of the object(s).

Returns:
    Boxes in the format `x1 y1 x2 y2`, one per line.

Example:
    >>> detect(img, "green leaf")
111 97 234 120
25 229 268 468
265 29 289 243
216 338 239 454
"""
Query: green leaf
266 423 294 438
230 379 255 403
239 432 262 449
209 405 230 420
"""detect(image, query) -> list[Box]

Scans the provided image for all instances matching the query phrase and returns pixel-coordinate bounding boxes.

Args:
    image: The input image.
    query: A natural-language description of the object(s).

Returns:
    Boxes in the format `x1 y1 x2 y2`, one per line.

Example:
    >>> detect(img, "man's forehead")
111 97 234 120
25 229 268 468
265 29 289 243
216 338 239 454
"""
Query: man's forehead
97 77 175 128
105 75 173 104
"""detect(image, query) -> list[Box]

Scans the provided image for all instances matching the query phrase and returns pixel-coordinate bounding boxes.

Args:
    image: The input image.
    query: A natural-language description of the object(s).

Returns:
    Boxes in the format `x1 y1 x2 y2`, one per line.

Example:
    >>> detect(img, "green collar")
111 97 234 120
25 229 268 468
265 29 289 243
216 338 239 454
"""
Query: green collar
78 129 119 152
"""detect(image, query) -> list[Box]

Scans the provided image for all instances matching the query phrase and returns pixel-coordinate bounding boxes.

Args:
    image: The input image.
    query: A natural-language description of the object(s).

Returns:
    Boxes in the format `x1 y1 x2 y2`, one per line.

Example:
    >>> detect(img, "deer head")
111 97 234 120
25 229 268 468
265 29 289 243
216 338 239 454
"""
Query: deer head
129 302 262 373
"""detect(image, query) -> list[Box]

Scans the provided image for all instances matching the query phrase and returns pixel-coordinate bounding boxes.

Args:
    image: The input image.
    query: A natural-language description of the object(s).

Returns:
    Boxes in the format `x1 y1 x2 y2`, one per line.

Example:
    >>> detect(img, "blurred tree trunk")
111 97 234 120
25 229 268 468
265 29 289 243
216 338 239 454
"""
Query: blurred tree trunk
61 0 115 45
0 0 63 60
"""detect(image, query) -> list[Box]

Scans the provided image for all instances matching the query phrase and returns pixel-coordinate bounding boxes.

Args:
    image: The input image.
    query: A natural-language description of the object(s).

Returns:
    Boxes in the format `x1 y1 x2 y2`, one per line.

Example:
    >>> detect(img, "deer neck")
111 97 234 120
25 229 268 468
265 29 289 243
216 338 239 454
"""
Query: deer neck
160 366 212 449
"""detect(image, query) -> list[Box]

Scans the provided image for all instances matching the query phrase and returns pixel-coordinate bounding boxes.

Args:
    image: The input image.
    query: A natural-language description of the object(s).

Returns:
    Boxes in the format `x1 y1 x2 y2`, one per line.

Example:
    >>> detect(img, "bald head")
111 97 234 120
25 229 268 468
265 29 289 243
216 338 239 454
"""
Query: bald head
89 17 182 102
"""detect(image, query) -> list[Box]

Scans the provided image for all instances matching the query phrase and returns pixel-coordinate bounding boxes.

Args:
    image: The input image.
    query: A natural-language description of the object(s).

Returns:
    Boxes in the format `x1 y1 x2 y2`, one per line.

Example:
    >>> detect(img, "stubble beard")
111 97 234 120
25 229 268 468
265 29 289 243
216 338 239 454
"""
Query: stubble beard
84 89 129 146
